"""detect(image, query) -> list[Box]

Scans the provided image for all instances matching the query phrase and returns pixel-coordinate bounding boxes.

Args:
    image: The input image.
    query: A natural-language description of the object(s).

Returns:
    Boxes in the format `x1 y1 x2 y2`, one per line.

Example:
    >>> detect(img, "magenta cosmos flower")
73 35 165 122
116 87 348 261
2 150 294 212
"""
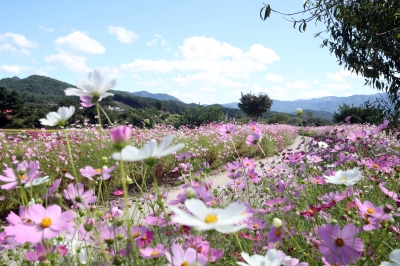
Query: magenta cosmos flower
317 223 364 265
165 244 207 266
80 166 115 181
0 161 40 190
6 204 75 244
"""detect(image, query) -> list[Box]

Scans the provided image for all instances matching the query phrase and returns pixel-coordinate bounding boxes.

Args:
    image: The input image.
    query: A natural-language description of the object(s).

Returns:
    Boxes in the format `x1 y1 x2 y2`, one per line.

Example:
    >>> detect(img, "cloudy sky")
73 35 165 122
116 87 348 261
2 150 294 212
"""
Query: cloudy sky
0 0 378 104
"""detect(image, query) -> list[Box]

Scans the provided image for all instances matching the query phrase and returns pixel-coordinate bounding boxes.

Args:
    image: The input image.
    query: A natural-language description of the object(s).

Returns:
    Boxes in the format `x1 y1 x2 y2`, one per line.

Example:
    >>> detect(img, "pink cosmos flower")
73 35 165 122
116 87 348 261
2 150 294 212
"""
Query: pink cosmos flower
114 190 124 196
348 129 367 143
246 131 262 146
80 166 115 181
242 157 255 168
0 161 40 190
165 244 207 266
363 158 390 172
247 168 260 183
110 126 131 144
246 217 268 230
63 183 97 209
26 243 52 262
317 223 364 265
249 121 261 132
41 178 61 199
219 123 236 136
140 244 166 258
188 236 210 258
7 204 75 244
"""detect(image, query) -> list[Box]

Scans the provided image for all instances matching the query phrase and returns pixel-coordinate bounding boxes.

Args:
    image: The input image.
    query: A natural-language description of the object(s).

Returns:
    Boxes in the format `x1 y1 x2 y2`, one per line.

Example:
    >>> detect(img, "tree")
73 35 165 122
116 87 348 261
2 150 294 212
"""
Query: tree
260 0 400 128
267 113 291 124
333 103 384 125
238 92 273 121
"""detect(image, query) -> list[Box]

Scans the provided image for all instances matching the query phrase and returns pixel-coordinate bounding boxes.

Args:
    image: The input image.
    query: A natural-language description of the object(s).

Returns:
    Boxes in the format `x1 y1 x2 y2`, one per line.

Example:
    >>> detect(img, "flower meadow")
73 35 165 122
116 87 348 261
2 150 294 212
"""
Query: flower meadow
0 71 399 265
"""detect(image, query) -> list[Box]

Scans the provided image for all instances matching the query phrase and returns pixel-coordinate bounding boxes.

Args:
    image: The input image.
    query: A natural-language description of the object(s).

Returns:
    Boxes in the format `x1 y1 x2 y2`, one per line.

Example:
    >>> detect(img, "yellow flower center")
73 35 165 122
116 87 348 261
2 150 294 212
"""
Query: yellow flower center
181 262 189 266
340 177 346 181
133 232 139 238
204 214 218 223
197 247 203 253
253 224 259 229
18 174 25 180
40 217 52 228
95 169 102 174
335 238 344 247
151 251 159 256
142 235 147 240
275 229 282 237
365 219 371 225
373 164 379 169
367 208 375 214
252 126 257 131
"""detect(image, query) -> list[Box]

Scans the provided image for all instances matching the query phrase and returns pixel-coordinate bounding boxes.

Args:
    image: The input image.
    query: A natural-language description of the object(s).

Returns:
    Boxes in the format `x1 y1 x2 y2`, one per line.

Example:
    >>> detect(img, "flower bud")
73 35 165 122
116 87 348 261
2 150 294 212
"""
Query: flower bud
330 219 338 225
296 108 303 116
110 126 131 151
186 187 196 199
384 204 394 214
84 223 93 232
272 218 283 228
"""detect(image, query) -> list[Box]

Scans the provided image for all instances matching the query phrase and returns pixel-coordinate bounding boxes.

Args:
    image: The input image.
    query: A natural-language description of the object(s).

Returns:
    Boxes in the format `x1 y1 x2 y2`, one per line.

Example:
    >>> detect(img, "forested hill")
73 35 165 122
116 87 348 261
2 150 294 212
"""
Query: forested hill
0 75 74 103
0 75 245 117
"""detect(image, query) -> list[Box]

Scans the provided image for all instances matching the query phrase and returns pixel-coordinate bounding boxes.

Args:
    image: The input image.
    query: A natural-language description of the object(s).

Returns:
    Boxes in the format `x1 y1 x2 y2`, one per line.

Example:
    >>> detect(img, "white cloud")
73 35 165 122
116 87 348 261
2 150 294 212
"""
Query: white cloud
327 70 359 82
107 26 138 44
55 31 105 54
36 70 49 76
0 44 17 53
146 34 167 47
322 83 352 90
97 66 123 79
299 90 332 99
38 25 54 32
285 80 310 89
200 87 216 92
45 51 90 73
0 65 21 74
121 59 173 73
265 73 284 83
137 78 166 87
3 33 38 48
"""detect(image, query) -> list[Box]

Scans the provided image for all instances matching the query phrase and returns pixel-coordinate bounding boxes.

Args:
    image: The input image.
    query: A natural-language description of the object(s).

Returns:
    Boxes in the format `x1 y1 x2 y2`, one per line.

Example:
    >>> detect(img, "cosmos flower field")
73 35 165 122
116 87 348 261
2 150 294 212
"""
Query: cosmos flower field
1 70 400 265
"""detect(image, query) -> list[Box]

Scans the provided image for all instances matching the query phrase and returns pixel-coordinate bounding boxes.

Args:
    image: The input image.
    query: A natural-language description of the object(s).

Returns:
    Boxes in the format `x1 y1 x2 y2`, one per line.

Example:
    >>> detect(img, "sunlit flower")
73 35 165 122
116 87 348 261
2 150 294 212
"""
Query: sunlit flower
237 249 289 266
323 167 363 186
39 106 75 127
171 198 252 233
64 69 116 107
112 134 184 163
380 249 400 266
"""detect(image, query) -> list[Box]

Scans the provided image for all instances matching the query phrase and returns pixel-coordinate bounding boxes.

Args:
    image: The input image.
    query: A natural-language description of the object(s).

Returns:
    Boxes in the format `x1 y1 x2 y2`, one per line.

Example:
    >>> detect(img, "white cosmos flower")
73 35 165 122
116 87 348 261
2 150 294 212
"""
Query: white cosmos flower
24 176 50 188
170 198 252 233
39 106 75 127
237 249 288 266
380 249 400 266
64 69 116 106
323 167 363 186
112 134 184 162
318 141 329 149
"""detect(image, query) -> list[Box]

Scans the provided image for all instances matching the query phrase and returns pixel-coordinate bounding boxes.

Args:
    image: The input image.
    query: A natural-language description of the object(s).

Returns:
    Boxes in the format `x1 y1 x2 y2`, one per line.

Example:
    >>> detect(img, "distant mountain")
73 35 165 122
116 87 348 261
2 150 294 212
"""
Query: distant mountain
222 94 387 114
132 91 182 102
221 102 239 109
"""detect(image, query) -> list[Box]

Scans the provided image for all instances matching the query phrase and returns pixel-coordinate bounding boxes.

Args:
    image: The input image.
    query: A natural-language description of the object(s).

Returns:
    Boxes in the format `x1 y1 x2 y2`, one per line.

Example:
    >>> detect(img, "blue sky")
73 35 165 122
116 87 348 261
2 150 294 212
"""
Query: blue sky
0 0 378 104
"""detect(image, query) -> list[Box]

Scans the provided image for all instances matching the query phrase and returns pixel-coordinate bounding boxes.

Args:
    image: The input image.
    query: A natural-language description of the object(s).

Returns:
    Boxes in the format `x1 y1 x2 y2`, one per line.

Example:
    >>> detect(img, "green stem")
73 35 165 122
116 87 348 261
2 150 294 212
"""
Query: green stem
98 104 114 127
63 128 79 183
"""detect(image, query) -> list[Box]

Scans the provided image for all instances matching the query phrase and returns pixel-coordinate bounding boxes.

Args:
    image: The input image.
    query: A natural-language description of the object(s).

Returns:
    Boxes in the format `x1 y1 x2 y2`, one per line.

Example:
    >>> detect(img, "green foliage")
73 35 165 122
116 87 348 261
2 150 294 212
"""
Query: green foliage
333 103 384 125
267 113 291 124
174 105 225 128
238 92 273 120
